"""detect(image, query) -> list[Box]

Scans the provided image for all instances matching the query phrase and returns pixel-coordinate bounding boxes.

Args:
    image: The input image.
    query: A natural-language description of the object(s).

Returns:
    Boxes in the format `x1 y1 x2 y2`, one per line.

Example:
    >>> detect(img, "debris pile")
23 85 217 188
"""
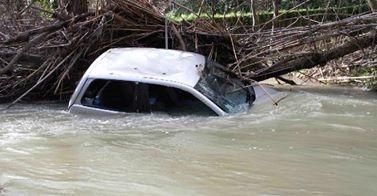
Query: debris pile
0 0 376 103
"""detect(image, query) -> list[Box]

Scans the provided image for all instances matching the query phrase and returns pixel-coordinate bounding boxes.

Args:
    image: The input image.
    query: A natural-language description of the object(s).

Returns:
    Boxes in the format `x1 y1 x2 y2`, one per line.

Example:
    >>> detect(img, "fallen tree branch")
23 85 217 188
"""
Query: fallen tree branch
6 50 76 109
0 32 10 40
275 76 297 85
0 33 48 75
318 75 377 81
2 12 94 44
171 24 187 51
1 0 376 103
251 30 377 81
0 52 45 64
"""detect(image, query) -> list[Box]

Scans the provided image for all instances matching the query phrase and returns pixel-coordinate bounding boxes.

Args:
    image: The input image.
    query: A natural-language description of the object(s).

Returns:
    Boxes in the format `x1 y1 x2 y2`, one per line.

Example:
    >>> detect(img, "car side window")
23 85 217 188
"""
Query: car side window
81 79 217 116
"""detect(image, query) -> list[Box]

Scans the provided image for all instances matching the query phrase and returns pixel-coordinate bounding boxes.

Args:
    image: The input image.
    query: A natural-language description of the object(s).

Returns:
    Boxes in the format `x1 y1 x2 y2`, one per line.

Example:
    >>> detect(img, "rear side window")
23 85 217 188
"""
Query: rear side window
194 60 255 113
81 79 217 116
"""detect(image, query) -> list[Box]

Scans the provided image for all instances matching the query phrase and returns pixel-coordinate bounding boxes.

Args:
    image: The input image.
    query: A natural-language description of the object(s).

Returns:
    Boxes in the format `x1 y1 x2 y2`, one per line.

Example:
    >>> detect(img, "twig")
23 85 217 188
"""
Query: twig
171 24 186 51
5 50 76 109
318 75 377 81
3 12 94 44
0 33 48 75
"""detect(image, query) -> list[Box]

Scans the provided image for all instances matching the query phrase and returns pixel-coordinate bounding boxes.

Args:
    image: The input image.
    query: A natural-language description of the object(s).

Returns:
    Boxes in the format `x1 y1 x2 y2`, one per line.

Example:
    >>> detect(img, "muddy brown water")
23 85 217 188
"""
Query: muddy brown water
0 87 376 195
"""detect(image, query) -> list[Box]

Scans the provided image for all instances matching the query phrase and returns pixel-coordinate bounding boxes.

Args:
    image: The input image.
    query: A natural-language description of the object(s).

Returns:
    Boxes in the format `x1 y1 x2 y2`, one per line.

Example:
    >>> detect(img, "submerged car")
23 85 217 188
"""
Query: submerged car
68 48 256 116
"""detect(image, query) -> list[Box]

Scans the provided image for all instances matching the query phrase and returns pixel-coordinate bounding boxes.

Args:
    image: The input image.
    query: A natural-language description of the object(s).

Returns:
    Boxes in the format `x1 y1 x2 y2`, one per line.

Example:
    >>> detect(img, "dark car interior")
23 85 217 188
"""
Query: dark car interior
81 79 217 116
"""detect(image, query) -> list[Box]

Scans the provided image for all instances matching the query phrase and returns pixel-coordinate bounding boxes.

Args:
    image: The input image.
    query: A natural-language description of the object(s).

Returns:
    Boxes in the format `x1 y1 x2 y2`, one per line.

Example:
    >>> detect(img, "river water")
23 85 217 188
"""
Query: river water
0 87 376 195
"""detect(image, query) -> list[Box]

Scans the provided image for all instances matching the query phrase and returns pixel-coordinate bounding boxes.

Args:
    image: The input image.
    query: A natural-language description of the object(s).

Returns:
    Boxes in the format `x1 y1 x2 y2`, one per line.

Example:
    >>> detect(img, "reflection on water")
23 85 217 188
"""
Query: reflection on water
0 87 376 195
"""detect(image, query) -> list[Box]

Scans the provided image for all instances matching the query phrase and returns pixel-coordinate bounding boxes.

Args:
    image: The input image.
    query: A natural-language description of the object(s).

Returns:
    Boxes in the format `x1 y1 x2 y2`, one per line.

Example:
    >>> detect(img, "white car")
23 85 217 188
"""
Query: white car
68 48 256 116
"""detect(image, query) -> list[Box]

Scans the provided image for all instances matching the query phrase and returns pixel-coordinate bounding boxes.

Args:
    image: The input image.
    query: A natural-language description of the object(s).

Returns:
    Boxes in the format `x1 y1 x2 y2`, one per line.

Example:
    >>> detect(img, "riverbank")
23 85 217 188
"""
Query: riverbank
264 77 376 91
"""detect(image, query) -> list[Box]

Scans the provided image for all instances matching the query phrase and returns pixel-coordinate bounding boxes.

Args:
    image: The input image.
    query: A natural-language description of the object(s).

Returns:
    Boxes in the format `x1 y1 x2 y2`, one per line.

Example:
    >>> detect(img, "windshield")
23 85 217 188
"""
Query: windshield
194 60 255 113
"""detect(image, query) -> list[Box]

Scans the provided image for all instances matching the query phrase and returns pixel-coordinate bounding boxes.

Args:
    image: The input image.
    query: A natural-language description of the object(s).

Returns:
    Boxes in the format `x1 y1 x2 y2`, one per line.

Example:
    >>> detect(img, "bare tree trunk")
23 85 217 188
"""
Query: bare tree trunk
367 0 377 12
210 0 216 18
61 0 88 15
15 0 25 12
250 0 258 30
272 0 280 30
4 0 25 13
270 0 280 50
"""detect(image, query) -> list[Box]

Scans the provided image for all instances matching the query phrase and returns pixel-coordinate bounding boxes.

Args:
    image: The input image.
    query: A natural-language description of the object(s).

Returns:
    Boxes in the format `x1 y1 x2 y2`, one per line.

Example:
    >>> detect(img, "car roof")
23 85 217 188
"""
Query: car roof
85 48 206 87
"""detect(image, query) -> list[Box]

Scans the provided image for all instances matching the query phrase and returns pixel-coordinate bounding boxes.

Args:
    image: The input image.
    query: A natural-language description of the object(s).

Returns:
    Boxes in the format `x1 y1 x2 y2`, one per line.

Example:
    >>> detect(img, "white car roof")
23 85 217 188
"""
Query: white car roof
86 48 206 87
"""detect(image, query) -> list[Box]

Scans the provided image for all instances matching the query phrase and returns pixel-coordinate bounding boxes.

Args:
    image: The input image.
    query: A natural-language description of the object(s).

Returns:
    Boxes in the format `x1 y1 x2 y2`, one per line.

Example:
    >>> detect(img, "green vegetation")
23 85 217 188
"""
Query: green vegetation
171 0 368 15
355 67 377 90
168 4 369 23
34 0 57 10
